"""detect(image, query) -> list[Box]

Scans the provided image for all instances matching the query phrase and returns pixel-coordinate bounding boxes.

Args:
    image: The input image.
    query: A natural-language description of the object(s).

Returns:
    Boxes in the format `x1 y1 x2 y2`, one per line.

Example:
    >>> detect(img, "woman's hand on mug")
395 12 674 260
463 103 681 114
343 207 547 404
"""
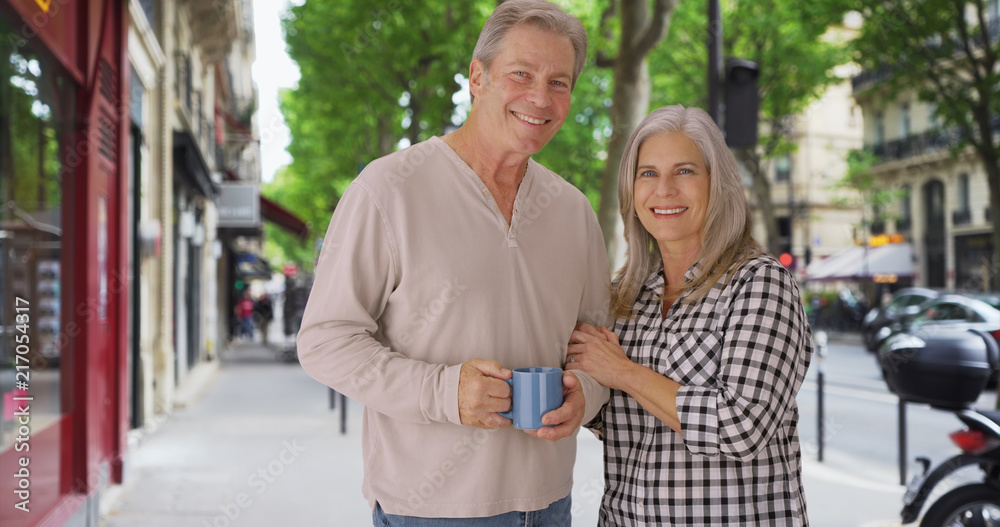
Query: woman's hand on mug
567 323 635 391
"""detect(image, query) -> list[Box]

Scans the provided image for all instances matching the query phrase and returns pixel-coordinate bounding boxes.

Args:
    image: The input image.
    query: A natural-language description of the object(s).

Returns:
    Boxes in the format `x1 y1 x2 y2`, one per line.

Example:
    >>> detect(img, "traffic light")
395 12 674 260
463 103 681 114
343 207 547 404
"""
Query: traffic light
235 279 245 291
724 58 760 149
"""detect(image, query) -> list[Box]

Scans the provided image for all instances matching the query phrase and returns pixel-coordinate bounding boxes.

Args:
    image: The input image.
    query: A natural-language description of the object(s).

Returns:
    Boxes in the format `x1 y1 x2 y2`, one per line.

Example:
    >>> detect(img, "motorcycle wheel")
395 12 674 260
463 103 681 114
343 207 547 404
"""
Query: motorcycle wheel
919 484 1000 527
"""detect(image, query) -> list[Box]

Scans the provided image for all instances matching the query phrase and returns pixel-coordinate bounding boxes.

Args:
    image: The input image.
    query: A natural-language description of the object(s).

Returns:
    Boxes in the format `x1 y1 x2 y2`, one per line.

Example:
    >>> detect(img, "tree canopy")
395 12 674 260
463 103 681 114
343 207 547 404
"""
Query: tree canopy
648 0 852 256
268 0 856 271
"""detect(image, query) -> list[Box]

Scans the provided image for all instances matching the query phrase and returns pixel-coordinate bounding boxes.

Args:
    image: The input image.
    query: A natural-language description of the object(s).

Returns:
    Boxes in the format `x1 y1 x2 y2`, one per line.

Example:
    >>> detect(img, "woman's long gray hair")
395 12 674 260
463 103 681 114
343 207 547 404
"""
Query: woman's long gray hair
611 105 763 319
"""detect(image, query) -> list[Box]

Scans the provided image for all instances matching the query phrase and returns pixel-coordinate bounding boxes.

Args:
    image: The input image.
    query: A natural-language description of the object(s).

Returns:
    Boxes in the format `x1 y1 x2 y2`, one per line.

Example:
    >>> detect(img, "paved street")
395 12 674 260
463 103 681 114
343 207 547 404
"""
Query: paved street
96 328 998 527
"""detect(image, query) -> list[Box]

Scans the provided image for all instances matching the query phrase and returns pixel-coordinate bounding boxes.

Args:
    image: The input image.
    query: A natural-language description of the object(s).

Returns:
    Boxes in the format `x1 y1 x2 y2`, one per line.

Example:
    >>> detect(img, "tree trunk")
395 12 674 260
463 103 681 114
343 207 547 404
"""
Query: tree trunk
987 151 1000 411
376 117 395 157
986 158 1000 290
597 59 650 262
975 128 1000 293
407 94 423 148
970 100 1000 410
740 149 780 256
0 39 14 198
596 0 677 262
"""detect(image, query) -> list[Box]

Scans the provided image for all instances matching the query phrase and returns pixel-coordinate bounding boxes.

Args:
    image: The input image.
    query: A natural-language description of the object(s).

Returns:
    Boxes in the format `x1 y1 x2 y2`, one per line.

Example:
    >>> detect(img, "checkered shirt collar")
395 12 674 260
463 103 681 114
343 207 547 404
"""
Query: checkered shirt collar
640 262 703 295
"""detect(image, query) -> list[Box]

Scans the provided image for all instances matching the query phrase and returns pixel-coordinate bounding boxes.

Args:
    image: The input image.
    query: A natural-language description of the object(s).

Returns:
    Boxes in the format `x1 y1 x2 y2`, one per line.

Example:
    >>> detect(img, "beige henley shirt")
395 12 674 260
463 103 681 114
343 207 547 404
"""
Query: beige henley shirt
297 136 611 518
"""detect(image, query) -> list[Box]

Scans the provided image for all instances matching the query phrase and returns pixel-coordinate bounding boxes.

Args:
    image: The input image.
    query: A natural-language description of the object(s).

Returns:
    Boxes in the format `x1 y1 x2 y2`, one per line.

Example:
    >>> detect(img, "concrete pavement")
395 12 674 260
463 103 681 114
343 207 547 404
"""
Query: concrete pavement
96 334 914 527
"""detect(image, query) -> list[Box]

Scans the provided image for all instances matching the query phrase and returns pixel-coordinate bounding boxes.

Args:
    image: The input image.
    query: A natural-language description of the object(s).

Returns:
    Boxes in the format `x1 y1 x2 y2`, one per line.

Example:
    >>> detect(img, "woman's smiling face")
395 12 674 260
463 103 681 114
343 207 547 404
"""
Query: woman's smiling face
633 132 711 255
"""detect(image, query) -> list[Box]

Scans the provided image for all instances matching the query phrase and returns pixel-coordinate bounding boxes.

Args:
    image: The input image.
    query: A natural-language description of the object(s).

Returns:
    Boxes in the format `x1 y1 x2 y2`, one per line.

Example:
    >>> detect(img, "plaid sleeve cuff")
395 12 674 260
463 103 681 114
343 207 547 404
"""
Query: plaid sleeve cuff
583 402 606 440
676 384 721 457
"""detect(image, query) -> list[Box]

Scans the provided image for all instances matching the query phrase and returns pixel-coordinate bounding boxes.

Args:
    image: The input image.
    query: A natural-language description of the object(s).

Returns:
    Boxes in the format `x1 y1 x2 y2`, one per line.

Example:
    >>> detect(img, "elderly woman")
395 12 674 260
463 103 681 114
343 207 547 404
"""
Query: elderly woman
567 105 812 526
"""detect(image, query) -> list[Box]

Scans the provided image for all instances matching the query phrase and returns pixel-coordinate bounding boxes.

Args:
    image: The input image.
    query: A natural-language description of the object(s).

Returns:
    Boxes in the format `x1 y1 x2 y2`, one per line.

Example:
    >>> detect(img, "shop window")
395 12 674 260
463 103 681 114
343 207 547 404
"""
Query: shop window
774 154 791 183
139 0 156 31
928 103 940 129
900 103 911 138
898 185 912 231
874 111 885 146
954 173 971 225
0 24 76 452
870 203 886 235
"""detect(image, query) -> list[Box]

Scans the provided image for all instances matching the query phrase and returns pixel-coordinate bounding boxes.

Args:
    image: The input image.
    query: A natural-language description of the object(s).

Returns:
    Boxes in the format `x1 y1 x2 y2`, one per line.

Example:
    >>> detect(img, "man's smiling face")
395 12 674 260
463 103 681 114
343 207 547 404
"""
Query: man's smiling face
469 23 576 157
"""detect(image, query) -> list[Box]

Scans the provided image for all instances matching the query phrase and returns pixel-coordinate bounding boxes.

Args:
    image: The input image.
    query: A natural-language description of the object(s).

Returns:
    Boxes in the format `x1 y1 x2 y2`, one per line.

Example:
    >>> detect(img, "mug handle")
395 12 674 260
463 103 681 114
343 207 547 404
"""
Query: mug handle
498 378 514 420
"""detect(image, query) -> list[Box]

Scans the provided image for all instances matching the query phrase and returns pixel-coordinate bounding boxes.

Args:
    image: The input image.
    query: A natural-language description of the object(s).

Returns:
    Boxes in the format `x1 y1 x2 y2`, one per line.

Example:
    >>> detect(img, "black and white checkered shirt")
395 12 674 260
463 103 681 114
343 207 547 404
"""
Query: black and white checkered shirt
595 255 812 526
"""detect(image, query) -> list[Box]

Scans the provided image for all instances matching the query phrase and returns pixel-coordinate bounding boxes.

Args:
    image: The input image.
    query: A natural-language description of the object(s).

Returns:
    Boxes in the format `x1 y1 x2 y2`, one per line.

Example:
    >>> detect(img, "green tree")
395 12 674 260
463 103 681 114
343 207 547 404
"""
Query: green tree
592 0 679 259
852 0 1000 294
830 149 904 243
649 0 852 256
0 42 61 215
272 0 853 271
270 0 493 270
532 0 615 207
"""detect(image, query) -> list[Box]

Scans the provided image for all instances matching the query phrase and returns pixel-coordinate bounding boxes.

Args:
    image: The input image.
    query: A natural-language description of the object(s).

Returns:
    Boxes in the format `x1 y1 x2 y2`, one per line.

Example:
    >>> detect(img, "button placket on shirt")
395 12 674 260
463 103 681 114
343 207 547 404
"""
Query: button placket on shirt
637 290 662 526
477 186 510 238
478 175 528 248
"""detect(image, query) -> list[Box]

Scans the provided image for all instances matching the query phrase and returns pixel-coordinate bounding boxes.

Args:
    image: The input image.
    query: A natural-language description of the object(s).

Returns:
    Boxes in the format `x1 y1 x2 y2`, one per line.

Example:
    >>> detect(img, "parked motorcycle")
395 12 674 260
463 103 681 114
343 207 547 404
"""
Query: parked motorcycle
900 407 1000 526
878 327 1000 526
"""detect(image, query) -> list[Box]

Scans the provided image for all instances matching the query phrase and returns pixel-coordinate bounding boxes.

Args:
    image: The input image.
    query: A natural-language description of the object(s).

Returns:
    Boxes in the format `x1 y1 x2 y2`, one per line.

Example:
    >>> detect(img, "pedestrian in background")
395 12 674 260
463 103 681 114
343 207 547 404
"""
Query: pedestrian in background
236 292 254 340
254 293 274 346
567 105 813 526
296 2 611 525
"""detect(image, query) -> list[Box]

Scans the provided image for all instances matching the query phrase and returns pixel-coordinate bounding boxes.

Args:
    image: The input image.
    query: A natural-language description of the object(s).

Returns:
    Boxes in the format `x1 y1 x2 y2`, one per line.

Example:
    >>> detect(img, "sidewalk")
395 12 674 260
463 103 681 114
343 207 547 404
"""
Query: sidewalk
97 338 909 527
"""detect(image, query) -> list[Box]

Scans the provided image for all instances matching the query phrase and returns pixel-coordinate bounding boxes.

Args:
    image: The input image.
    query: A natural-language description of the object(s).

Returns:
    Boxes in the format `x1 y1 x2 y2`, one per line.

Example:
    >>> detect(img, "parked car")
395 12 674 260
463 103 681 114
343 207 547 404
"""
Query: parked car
876 293 1000 387
862 287 939 352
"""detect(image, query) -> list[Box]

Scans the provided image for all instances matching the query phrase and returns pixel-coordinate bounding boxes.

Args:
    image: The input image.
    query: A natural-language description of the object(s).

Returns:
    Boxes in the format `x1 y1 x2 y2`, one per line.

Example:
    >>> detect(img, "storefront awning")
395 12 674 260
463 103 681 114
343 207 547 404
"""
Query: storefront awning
173 131 219 199
261 196 309 241
235 252 273 280
805 242 914 281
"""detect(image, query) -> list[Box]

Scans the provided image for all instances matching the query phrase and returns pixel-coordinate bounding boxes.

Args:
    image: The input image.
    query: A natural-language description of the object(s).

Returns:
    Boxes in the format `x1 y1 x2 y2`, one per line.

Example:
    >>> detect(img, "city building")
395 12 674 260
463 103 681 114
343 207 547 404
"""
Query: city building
852 79 994 292
0 1 131 525
763 69 866 282
0 1 306 526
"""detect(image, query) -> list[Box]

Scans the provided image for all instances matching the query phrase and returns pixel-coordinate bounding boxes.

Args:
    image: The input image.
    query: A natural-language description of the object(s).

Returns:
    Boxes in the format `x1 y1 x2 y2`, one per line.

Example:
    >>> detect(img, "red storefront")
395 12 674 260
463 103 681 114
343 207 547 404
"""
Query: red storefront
0 1 128 526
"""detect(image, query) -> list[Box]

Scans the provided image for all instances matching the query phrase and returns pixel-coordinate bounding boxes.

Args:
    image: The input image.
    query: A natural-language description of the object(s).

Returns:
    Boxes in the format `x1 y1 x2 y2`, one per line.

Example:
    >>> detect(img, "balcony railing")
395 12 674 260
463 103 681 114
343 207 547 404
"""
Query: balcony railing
866 112 1000 162
867 127 964 161
853 16 1000 92
852 66 893 92
953 209 972 225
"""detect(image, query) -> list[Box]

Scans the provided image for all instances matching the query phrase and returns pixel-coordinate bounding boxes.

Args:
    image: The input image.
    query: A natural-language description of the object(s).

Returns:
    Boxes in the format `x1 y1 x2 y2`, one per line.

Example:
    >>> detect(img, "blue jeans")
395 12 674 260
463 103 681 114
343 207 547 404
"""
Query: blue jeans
372 494 571 527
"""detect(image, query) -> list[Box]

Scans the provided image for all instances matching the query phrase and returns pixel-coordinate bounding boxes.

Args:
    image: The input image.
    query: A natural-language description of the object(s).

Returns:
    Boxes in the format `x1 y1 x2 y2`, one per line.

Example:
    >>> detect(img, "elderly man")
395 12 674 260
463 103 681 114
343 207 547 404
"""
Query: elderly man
297 1 610 525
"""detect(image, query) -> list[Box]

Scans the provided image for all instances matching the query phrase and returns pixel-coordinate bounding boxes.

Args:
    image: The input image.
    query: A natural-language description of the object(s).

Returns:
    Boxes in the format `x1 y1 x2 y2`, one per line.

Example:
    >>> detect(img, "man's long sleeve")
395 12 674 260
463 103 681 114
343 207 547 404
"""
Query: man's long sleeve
297 182 463 425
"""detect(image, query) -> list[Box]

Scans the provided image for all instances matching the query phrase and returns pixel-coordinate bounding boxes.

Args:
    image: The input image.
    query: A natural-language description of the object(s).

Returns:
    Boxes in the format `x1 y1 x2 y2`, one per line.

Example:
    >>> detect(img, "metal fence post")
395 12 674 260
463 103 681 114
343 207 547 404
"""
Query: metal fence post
898 398 907 485
814 330 828 462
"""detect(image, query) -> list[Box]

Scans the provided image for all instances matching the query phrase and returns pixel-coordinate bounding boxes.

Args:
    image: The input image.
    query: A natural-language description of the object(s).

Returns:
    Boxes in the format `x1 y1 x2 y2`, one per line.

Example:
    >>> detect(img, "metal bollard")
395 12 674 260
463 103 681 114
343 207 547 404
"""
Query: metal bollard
340 392 347 435
898 399 907 485
813 330 828 462
329 388 348 435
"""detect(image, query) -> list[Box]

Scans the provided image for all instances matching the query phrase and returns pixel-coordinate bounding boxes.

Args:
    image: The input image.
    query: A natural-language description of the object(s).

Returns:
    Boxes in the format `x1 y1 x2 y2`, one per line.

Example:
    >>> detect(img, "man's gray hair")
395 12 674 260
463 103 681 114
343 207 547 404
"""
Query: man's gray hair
472 0 587 89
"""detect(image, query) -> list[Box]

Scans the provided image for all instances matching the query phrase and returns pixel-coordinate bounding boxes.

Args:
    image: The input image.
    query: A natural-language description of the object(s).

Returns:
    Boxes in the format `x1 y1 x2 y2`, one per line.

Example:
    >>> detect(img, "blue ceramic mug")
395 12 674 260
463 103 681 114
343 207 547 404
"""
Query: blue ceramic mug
499 367 564 430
